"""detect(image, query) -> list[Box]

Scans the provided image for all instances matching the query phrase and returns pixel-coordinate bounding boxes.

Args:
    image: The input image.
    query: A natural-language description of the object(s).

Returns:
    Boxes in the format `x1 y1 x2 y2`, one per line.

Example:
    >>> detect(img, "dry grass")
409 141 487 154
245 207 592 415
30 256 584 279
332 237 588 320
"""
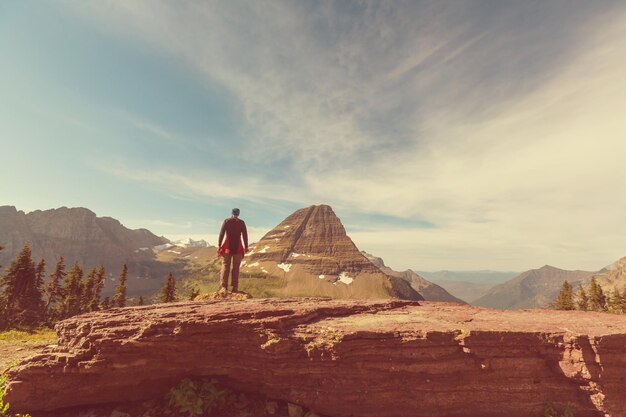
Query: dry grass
0 328 56 372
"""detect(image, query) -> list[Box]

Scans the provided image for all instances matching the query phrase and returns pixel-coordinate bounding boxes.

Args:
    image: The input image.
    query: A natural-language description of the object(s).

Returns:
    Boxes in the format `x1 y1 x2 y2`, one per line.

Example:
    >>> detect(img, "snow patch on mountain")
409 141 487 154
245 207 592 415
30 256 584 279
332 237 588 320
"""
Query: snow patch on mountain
154 243 175 251
335 272 354 285
172 238 210 248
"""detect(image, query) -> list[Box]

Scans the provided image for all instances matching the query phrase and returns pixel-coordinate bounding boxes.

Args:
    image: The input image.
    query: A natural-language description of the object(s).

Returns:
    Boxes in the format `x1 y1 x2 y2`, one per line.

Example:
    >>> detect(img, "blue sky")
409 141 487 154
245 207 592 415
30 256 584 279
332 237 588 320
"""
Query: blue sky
2 1 626 271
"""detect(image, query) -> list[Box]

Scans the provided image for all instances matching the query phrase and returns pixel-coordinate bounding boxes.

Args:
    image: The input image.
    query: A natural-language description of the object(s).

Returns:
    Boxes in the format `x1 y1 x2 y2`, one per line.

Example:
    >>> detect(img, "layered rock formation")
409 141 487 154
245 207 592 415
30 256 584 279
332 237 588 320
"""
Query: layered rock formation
473 265 595 309
242 205 422 300
362 251 466 303
5 299 626 417
0 206 172 295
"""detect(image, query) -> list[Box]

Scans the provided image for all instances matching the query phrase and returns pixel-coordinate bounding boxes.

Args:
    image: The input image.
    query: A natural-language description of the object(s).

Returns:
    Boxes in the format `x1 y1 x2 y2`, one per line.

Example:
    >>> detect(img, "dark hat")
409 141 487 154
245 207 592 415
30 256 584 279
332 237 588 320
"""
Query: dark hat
232 208 240 216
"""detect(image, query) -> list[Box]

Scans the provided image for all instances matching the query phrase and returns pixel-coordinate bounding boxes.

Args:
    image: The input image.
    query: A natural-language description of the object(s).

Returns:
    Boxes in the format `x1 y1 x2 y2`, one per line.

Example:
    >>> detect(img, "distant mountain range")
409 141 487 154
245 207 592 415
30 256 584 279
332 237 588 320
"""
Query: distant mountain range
2 204 623 307
416 270 518 303
422 263 626 309
417 270 519 284
472 265 595 309
0 206 175 296
363 253 465 303
1 204 448 301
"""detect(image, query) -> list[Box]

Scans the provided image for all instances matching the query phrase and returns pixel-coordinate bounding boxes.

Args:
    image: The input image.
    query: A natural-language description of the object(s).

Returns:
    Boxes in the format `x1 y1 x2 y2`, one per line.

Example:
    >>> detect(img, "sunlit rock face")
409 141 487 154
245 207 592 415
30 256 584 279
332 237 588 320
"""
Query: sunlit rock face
243 204 422 300
6 299 626 417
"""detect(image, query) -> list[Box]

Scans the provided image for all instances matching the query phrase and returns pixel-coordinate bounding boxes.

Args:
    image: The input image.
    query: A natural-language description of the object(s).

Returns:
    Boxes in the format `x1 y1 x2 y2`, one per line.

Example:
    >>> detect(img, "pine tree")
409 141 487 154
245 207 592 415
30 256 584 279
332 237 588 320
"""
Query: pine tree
45 256 66 321
61 262 83 319
137 296 145 306
101 297 111 310
576 283 588 311
82 267 97 312
189 287 200 301
607 288 623 314
88 265 106 312
159 272 177 303
34 259 46 293
0 244 41 327
28 259 46 320
618 286 626 314
112 264 128 308
553 280 575 310
588 277 607 311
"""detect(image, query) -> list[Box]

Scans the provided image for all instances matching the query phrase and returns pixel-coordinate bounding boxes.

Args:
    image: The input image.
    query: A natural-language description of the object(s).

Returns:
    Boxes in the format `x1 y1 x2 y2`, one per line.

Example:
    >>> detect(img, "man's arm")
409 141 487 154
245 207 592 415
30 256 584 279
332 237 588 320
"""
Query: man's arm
218 220 226 247
242 221 248 250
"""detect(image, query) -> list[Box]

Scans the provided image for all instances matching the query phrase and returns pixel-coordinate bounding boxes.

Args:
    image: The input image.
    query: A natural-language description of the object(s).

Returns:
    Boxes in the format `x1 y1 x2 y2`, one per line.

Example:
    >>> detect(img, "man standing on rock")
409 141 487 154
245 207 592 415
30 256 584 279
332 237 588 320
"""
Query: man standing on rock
217 208 248 293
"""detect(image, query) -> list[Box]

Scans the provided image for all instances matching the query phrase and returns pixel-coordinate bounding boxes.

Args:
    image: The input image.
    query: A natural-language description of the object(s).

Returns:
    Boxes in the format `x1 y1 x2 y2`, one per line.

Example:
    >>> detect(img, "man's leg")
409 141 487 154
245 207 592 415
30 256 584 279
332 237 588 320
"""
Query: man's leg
231 253 243 292
220 254 232 291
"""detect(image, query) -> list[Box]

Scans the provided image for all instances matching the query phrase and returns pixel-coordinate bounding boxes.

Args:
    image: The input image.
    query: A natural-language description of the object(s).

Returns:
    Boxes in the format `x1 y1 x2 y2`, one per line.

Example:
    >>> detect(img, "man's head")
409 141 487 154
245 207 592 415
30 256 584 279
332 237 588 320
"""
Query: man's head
232 208 240 217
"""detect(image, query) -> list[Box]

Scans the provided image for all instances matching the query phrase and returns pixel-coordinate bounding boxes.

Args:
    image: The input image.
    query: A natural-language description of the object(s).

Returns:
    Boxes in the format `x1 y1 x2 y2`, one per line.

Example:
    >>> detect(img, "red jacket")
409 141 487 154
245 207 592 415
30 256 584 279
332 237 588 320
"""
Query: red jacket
217 234 245 257
217 217 248 257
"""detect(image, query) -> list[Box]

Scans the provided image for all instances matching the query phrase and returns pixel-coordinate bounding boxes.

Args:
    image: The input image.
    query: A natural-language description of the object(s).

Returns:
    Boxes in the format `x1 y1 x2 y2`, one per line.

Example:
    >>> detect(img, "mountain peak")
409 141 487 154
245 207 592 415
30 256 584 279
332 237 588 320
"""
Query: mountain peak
253 204 358 264
537 264 558 271
243 205 421 300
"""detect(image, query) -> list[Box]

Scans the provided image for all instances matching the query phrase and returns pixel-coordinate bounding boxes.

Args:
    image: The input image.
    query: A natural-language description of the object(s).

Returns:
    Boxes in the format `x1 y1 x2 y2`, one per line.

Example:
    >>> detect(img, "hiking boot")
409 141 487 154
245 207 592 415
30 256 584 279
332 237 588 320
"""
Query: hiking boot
231 287 239 293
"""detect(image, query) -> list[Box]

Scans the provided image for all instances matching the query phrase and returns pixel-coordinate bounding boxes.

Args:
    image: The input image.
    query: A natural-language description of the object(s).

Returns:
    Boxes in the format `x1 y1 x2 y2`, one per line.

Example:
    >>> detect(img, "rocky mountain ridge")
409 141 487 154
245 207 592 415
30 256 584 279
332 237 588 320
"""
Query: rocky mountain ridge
361 251 466 303
591 257 626 294
0 205 172 295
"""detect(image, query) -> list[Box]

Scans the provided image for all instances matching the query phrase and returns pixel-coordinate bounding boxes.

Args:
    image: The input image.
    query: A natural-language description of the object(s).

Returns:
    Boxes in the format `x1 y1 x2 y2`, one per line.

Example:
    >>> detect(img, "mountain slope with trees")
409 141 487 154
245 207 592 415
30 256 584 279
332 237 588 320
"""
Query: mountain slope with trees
0 206 177 295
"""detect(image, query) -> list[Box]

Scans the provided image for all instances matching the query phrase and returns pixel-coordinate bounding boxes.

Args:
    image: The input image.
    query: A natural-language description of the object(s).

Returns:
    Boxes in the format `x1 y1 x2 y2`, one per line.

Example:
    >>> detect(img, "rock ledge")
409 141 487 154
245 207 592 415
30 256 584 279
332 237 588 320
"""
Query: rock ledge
5 299 626 417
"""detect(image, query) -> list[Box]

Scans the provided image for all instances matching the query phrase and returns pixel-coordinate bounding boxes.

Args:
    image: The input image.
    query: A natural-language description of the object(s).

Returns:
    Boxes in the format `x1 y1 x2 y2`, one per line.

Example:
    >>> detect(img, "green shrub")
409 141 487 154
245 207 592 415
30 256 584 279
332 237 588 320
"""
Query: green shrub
167 378 233 416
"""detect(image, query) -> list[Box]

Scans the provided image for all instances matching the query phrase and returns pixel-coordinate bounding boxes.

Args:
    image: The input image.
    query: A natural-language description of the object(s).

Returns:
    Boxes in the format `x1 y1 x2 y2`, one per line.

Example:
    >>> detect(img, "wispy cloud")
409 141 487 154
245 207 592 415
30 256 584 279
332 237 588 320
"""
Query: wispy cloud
63 1 626 270
97 162 310 207
142 219 192 229
126 116 177 142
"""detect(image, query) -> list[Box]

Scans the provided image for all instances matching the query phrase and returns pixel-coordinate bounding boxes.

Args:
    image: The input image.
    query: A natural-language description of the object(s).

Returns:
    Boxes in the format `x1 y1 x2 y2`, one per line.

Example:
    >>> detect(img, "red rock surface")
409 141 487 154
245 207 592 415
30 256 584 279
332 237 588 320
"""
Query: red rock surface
5 299 626 417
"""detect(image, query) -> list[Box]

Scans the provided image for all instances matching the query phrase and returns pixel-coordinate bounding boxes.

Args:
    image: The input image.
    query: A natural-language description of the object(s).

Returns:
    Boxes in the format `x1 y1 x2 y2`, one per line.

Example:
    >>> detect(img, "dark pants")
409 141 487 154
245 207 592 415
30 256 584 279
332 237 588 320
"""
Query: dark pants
221 253 243 290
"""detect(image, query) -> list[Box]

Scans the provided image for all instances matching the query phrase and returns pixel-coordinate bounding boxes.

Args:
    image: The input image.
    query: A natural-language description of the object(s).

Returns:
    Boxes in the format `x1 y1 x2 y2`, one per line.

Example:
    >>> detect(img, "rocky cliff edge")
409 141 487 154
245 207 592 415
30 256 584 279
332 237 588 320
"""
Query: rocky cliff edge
5 299 626 417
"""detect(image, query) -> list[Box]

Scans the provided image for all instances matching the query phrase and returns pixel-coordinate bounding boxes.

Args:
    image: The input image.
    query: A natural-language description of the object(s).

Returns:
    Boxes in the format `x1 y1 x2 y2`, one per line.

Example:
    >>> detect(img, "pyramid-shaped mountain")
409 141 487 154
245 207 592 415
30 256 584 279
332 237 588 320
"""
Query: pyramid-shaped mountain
243 205 422 300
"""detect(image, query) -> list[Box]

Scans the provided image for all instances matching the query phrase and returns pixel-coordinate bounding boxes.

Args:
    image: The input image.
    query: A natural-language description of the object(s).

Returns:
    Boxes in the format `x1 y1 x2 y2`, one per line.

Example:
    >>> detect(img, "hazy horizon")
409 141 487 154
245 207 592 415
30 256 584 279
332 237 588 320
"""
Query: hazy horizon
2 1 626 272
